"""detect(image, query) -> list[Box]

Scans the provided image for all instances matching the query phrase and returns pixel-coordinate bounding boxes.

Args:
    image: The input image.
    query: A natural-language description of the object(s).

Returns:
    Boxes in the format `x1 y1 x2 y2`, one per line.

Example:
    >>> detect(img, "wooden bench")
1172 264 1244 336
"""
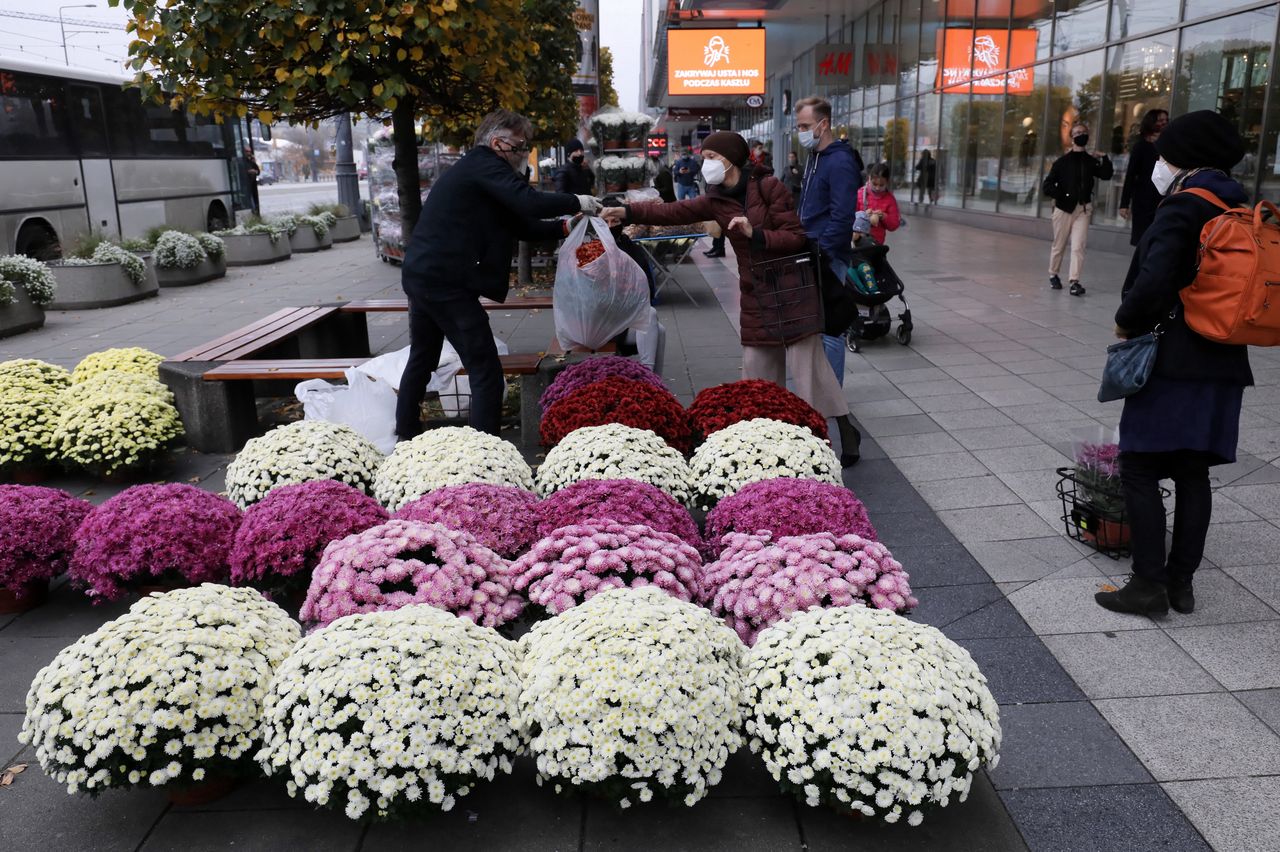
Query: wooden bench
168 305 369 363
199 353 548 453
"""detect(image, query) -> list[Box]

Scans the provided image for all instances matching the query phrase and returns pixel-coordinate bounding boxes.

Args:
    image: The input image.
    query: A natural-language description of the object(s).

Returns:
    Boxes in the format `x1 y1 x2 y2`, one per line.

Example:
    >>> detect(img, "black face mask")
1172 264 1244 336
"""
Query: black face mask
1073 134 1089 147
571 154 584 164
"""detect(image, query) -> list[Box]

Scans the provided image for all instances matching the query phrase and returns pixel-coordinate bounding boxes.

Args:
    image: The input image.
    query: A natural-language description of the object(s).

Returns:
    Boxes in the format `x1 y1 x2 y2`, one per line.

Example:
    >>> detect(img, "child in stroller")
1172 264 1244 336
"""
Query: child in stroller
844 165 912 352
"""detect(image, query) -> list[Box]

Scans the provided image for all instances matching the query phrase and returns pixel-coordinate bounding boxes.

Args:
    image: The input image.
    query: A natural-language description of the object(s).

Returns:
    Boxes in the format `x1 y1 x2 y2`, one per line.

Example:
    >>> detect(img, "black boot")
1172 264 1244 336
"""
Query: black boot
1095 575 1169 615
1167 578 1195 614
1049 274 1063 290
837 415 862 467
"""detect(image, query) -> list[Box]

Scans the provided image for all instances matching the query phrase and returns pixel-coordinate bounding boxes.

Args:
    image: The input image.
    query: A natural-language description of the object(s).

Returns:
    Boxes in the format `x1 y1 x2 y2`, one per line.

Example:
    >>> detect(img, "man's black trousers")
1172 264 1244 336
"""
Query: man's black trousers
395 295 504 439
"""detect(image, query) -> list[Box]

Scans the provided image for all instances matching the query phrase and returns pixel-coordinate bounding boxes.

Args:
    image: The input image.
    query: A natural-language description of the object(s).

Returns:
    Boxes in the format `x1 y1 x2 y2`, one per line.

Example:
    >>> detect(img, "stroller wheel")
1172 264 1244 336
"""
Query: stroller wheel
896 324 912 345
845 327 861 353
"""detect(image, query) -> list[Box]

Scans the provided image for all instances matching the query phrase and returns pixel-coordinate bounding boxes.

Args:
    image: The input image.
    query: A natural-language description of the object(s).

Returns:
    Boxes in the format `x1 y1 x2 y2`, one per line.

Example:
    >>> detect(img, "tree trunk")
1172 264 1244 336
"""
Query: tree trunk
517 241 532 287
391 96 423 238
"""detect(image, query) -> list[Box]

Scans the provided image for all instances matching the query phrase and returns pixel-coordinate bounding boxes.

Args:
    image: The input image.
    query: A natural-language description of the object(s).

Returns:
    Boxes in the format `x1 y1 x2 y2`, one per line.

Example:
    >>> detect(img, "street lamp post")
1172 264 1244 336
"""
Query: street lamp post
334 114 368 231
59 4 98 65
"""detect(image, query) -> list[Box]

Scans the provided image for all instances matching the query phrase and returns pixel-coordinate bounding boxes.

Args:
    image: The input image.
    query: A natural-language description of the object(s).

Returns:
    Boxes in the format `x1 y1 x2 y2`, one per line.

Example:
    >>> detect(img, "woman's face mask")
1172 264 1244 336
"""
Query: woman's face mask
701 158 727 185
1151 157 1179 196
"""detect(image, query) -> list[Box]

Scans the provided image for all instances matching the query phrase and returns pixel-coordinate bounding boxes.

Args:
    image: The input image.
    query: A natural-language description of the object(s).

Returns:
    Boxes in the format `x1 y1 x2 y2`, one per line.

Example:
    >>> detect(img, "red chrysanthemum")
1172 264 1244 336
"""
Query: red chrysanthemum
687 379 828 444
540 376 693 453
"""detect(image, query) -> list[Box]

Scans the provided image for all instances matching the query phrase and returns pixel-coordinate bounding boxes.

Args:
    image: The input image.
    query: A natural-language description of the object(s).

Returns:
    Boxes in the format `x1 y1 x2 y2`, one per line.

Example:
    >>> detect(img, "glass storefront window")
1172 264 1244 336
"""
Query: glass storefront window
898 0 922 98
1054 0 1110 55
1175 7 1276 193
1185 0 1263 24
999 82 1046 217
876 0 901 106
968 92 1005 211
1040 48 1107 217
919 0 942 99
1096 35 1175 228
1110 0 1179 40
891 97 917 194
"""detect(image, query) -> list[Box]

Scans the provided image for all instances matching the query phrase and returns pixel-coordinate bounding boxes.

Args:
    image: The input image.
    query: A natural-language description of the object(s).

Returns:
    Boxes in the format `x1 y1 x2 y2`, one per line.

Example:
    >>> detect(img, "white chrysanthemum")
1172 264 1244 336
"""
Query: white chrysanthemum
20 584 298 795
373 426 533 511
0 255 57 306
517 586 746 806
225 420 384 508
256 605 522 821
534 423 692 504
744 606 1001 825
688 418 840 511
152 231 208 270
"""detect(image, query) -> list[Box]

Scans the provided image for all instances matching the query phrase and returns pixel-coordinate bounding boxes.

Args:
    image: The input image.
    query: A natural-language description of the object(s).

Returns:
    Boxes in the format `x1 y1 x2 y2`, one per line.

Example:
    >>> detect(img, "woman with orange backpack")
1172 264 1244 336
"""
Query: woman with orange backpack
1095 111 1252 617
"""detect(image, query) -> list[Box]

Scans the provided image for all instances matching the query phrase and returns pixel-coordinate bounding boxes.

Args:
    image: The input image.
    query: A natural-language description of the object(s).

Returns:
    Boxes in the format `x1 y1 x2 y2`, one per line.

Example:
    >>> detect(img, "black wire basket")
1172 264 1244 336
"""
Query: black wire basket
749 251 824 344
1055 466 1169 559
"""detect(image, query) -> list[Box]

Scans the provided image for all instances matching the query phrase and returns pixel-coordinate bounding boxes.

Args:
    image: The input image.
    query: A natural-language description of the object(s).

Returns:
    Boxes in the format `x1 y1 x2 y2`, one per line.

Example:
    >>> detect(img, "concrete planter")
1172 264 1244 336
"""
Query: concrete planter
47 261 158 310
155 255 227 287
222 233 291 267
289 227 333 253
0 284 45 338
330 215 361 243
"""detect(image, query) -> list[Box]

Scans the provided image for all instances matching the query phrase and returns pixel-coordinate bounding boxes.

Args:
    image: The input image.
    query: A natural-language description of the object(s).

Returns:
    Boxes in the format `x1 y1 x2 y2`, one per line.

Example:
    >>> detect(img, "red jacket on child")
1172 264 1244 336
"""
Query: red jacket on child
856 185 901 245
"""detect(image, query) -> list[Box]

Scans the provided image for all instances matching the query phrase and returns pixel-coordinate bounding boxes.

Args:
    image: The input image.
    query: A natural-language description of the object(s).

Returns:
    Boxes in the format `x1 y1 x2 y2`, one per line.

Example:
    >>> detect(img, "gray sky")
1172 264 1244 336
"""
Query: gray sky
0 0 645 111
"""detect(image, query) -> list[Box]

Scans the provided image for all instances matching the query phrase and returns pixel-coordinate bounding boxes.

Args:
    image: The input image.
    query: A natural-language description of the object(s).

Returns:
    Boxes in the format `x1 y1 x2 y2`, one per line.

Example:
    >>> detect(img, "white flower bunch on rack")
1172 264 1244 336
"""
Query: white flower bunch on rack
516 586 746 808
225 420 384 508
688 418 841 511
256 605 522 820
20 584 298 794
744 605 1001 826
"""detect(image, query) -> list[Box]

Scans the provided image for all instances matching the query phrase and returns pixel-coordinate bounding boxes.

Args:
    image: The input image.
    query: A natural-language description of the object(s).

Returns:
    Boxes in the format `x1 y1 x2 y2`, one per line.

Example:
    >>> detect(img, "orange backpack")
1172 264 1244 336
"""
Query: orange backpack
1179 188 1280 346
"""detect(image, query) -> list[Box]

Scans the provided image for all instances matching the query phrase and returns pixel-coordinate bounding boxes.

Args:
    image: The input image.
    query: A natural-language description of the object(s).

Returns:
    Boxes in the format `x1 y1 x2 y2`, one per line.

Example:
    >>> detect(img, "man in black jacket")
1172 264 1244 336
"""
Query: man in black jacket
554 138 595 195
1042 122 1114 296
397 110 599 440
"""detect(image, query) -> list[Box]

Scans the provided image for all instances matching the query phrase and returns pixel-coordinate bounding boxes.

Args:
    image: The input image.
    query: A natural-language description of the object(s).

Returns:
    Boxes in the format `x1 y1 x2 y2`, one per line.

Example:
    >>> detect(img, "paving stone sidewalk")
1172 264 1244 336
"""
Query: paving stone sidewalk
1 221 1275 849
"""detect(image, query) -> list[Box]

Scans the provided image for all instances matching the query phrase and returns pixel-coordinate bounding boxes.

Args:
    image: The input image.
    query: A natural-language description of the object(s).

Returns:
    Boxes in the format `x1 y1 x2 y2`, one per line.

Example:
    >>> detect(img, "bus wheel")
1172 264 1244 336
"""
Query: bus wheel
207 202 230 232
15 221 60 261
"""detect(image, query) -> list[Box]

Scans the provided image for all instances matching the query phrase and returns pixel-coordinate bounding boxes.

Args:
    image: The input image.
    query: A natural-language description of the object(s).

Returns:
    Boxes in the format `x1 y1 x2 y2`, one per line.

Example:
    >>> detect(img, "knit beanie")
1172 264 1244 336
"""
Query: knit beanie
700 131 750 168
1155 110 1246 172
565 138 585 154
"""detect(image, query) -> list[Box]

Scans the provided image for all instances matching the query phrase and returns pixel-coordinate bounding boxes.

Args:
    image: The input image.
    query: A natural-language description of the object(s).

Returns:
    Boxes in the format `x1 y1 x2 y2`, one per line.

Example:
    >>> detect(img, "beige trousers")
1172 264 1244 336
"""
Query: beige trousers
742 334 849 418
1049 204 1092 282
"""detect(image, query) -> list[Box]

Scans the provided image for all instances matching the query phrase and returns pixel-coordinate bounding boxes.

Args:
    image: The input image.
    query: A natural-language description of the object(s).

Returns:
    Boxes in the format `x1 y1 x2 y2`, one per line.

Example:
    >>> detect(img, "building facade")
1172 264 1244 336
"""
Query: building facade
700 0 1279 246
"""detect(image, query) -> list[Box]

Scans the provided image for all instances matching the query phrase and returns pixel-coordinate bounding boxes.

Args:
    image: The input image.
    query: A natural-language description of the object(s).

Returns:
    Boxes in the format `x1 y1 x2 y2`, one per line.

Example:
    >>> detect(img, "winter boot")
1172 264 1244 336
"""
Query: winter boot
1095 574 1169 615
1167 578 1196 614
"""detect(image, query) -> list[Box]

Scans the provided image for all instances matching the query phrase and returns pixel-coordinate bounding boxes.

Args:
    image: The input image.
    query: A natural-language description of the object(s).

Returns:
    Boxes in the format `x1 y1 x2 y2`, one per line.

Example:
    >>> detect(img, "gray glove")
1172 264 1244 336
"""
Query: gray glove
577 194 603 214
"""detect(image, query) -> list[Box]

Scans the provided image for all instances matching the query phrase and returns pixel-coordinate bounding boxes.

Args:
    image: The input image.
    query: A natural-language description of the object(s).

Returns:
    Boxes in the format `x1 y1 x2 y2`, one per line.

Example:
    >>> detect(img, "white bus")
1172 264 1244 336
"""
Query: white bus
0 56 250 259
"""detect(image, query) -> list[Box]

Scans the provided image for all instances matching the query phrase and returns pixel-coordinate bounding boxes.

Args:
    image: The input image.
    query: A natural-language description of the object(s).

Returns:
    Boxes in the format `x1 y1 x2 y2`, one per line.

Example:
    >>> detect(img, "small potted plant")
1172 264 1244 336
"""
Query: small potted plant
1071 433 1129 550
596 155 628 193
214 218 292 266
309 202 361 242
590 110 626 151
0 255 56 337
151 230 227 286
47 234 154 309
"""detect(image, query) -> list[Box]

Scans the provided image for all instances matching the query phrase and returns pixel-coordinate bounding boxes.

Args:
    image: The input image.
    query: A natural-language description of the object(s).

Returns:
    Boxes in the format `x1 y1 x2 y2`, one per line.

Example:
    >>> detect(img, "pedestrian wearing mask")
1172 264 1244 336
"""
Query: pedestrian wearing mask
555 138 595 195
397 110 601 440
673 149 701 201
600 131 864 466
795 96 863 431
1042 122 1114 296
1095 110 1251 616
1119 109 1169 246
856 163 901 245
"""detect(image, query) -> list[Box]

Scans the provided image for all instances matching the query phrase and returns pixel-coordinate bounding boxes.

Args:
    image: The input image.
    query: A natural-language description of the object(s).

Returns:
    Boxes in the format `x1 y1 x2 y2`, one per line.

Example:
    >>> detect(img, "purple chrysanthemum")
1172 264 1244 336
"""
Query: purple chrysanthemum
535 478 706 557
0 485 92 593
394 483 540 559
703 477 877 556
539 355 668 413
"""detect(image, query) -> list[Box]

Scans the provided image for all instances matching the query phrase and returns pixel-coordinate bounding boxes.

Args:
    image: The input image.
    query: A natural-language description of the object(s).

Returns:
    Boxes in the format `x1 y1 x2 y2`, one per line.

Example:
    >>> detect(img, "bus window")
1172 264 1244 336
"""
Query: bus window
0 71 74 157
103 86 144 157
67 84 109 157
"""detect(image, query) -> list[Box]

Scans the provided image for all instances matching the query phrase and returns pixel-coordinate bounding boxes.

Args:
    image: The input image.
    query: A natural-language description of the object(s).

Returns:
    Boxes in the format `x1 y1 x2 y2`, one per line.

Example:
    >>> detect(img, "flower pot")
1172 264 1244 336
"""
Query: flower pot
167 776 238 807
155 255 227 287
8 463 49 484
625 137 646 150
46 261 158 310
0 283 45 338
329 215 362 243
222 232 292 266
1082 517 1130 550
605 181 626 193
288 227 334 254
0 579 49 614
603 139 626 151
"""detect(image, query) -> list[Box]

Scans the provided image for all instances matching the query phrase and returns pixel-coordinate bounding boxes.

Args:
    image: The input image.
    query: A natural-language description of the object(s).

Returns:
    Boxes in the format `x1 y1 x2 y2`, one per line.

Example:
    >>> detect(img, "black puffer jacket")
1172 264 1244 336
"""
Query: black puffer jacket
1116 169 1253 387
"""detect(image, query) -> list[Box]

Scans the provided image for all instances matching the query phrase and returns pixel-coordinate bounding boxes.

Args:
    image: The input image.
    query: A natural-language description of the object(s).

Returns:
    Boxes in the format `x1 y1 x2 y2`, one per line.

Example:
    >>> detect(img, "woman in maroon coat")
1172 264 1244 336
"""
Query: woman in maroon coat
603 131 861 465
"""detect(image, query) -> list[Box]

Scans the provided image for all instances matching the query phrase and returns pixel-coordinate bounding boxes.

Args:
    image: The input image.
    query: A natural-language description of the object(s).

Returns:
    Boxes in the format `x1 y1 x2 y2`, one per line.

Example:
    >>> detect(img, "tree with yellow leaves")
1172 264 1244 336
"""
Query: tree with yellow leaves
110 0 575 232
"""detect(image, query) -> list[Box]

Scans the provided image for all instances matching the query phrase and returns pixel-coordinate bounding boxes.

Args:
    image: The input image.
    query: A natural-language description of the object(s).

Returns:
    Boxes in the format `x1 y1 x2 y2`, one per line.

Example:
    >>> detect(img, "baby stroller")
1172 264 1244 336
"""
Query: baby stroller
842 240 912 353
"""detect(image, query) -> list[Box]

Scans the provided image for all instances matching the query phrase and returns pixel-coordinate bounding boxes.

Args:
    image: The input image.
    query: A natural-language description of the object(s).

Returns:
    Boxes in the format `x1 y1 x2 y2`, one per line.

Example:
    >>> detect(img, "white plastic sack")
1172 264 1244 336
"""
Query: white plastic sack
554 216 650 351
296 369 397 454
354 346 413 392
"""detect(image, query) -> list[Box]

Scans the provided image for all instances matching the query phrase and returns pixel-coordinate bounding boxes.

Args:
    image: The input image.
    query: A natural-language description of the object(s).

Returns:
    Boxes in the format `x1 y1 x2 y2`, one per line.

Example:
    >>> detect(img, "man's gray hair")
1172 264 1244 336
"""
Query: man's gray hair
474 109 534 148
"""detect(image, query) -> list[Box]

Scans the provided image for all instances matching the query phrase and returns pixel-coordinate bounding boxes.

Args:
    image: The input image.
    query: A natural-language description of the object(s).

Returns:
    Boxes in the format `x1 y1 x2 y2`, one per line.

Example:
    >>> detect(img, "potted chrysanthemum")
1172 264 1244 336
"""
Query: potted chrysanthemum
214 220 292 266
47 238 155 309
0 485 92 611
309 202 361 242
272 212 334 253
0 255 56 337
224 420 385 508
0 359 70 481
151 230 227 286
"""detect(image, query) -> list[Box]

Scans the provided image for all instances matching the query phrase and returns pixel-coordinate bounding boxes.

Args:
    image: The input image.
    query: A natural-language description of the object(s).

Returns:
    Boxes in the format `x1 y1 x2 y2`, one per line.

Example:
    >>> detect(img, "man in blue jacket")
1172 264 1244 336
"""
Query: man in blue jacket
397 110 600 440
796 96 861 389
673 148 700 201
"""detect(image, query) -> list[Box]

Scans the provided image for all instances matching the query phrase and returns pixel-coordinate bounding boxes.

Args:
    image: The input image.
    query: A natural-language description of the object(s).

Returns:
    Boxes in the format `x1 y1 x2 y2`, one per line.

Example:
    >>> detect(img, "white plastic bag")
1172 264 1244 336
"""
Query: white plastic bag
354 346 412 392
296 369 397 454
554 216 650 351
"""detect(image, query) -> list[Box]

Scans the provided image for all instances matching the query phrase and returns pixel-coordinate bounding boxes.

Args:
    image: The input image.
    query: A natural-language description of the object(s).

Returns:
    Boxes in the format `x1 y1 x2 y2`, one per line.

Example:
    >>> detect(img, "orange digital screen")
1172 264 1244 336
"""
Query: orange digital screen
667 28 766 96
935 29 1037 94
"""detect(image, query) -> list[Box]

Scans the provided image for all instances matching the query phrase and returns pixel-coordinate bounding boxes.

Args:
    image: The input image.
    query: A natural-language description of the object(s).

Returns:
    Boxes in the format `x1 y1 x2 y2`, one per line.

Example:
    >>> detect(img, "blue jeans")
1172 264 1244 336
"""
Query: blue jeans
676 183 698 201
822 334 846 386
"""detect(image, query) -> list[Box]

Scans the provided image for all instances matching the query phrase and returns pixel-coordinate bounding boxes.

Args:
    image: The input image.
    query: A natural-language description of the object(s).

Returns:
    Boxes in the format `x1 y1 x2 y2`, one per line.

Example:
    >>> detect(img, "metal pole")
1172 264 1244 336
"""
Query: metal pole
58 5 96 66
334 113 368 231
